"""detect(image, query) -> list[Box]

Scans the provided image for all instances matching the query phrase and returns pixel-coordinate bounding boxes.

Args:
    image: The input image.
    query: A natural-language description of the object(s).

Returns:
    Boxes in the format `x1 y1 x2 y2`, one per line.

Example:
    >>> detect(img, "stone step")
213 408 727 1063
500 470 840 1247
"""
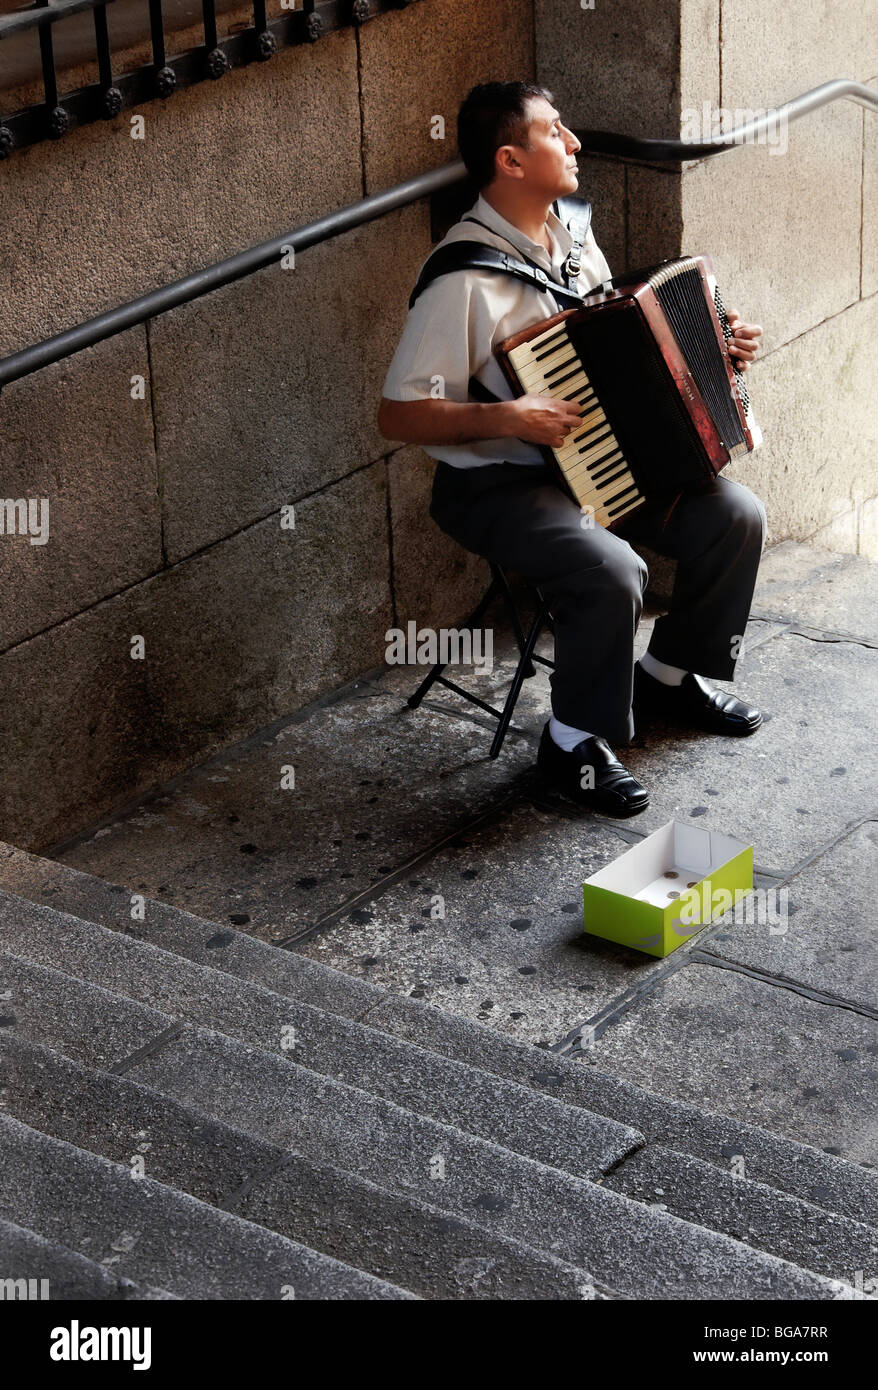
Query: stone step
4 1033 612 1301
601 1143 878 1287
0 841 376 1020
370 994 878 1232
0 1217 178 1300
2 842 873 1231
0 887 642 1181
0 950 854 1299
0 1112 415 1301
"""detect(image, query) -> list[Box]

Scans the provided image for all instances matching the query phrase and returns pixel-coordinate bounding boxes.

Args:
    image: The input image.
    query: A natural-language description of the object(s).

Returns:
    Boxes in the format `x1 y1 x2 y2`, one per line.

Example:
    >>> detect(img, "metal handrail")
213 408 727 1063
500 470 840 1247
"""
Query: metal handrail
1 79 875 388
576 79 878 160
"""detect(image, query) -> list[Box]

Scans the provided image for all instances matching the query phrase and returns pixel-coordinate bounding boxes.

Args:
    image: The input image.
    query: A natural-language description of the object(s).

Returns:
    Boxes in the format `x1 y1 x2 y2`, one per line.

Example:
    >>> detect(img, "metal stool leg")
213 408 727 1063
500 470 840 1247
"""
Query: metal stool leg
492 563 536 676
489 598 552 759
407 576 499 710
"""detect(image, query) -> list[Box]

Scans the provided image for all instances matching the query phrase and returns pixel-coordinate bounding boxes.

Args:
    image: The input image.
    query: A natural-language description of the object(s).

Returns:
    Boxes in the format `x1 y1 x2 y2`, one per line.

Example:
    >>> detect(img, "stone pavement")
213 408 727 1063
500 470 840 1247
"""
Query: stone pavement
51 540 878 1170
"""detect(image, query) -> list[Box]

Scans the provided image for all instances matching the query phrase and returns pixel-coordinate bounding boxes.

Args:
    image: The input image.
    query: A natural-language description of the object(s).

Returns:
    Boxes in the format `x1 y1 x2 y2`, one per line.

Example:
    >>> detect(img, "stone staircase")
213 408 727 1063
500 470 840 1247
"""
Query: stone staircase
1 840 875 1300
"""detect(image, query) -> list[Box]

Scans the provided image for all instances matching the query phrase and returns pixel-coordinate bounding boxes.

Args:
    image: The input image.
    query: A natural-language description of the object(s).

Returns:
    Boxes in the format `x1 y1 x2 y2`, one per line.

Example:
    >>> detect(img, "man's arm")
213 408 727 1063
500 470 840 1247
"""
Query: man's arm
376 393 585 450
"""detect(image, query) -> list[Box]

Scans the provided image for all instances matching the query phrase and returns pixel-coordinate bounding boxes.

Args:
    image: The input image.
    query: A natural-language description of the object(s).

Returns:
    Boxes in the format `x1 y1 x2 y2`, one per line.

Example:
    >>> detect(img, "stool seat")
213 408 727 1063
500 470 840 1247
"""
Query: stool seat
407 563 554 758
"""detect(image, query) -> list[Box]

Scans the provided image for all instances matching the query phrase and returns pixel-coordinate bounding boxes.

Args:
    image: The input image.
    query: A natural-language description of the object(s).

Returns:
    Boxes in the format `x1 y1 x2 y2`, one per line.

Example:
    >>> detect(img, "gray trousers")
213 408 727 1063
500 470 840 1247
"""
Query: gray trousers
429 460 767 746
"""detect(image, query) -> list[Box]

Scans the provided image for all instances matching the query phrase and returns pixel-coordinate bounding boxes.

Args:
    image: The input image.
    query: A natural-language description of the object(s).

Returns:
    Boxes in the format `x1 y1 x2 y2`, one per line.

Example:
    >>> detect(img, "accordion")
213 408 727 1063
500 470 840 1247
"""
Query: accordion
496 254 762 530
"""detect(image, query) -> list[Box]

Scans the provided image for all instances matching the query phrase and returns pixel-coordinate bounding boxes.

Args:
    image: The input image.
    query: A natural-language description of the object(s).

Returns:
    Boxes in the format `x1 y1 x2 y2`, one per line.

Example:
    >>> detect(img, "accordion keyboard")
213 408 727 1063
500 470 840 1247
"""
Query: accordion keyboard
507 319 646 529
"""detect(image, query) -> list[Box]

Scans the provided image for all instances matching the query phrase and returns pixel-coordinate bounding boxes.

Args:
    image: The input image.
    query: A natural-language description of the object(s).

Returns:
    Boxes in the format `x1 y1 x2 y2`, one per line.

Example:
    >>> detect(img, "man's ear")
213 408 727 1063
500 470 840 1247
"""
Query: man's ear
494 144 523 179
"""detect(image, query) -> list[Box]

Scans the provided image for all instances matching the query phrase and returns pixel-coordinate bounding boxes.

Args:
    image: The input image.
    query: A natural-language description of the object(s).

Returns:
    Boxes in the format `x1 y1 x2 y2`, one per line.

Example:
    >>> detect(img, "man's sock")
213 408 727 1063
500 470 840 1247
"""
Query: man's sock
549 715 595 752
638 650 688 687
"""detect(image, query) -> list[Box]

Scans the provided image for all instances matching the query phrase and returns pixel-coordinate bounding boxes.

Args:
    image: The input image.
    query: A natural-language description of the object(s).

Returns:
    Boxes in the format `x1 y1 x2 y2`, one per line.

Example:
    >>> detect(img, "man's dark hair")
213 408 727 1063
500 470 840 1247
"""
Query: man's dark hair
457 81 554 190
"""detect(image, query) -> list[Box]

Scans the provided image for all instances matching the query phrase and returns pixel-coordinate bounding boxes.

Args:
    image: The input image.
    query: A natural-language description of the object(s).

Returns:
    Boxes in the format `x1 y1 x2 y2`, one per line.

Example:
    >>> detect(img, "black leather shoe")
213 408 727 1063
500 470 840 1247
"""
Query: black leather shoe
633 661 763 736
536 724 649 817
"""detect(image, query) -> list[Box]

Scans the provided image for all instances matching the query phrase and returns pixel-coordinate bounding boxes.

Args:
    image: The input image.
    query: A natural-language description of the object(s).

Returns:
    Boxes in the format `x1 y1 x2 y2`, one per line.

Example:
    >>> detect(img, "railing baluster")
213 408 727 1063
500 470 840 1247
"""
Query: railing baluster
304 1 323 42
37 0 69 137
202 0 230 76
201 0 218 53
253 0 277 61
148 0 166 70
148 0 177 96
92 4 122 117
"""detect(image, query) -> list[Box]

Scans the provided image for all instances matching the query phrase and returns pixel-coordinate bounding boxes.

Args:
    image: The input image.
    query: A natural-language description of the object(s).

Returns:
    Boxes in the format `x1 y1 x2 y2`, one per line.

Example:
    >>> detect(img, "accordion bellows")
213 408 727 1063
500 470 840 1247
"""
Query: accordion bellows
497 254 762 530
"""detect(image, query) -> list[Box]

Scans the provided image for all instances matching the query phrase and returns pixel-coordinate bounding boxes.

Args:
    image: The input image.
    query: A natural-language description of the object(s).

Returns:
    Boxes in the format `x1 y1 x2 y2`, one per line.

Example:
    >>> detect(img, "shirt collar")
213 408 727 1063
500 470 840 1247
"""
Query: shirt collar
469 193 572 266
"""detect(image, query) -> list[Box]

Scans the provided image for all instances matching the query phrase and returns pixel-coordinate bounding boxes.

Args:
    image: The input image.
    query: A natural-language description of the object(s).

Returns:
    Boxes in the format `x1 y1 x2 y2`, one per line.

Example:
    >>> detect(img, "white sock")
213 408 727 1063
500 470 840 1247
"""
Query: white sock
639 651 688 686
549 715 594 751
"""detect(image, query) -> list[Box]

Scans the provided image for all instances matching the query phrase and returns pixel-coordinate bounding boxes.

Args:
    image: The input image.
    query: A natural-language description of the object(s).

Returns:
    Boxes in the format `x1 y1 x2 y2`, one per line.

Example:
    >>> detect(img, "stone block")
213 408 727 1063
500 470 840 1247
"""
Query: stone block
360 0 534 191
535 0 682 138
152 203 428 562
732 294 877 547
0 465 391 851
0 32 362 357
704 822 878 1012
681 102 862 353
680 0 721 112
753 540 878 640
0 328 161 650
582 961 878 1164
720 1 878 111
626 164 684 269
576 155 626 272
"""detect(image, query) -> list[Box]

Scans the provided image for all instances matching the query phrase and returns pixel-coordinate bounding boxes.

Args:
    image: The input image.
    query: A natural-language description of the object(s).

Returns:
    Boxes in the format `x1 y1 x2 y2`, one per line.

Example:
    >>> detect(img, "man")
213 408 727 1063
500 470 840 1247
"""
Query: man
377 81 766 818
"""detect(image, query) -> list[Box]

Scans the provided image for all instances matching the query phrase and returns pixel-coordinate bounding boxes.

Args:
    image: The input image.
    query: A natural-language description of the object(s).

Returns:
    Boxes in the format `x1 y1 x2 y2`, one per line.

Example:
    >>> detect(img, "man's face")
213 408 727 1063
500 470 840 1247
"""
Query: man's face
505 96 581 198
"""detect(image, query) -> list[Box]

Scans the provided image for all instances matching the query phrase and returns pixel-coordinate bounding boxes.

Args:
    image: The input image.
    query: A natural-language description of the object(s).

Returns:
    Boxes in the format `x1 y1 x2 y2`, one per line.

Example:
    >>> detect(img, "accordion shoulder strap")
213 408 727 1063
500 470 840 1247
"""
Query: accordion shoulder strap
407 197 592 310
407 241 585 310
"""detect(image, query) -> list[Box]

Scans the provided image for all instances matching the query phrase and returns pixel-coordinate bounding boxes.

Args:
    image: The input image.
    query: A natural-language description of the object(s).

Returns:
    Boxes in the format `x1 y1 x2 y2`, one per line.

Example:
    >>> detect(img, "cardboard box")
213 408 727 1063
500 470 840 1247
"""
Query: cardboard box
582 819 753 957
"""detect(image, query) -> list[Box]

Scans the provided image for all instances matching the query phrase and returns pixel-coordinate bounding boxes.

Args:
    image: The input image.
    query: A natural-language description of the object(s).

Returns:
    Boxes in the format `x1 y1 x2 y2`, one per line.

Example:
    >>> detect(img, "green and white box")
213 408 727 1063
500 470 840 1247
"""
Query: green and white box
582 819 753 957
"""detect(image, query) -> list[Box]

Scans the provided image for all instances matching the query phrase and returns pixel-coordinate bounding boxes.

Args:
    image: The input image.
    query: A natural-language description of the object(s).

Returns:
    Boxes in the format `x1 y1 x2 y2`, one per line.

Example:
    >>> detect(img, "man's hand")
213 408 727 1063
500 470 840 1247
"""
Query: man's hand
503 393 585 447
726 309 763 372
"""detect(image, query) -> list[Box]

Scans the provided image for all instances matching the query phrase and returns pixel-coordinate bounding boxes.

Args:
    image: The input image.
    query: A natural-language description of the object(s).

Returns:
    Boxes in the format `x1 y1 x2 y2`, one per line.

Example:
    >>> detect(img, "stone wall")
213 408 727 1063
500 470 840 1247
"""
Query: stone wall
537 0 878 558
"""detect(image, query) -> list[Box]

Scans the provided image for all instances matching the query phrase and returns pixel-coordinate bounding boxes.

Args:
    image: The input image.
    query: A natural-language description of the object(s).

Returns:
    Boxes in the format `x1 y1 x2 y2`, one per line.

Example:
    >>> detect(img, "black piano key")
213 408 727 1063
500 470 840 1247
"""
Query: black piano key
532 327 570 361
547 365 584 391
536 343 575 370
604 483 640 511
571 453 625 485
594 469 631 495
607 494 643 519
571 458 626 491
541 361 583 389
575 428 614 461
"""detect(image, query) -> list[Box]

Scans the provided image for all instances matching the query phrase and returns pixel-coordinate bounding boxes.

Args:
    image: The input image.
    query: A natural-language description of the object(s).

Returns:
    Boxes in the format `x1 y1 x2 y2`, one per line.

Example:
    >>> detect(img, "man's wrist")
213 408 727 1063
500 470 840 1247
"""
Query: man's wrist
485 399 516 439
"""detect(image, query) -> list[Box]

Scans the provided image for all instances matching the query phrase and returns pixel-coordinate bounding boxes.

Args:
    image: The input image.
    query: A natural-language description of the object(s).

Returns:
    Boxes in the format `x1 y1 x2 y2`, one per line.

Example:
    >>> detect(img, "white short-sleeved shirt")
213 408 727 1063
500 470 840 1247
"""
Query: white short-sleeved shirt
381 191 613 469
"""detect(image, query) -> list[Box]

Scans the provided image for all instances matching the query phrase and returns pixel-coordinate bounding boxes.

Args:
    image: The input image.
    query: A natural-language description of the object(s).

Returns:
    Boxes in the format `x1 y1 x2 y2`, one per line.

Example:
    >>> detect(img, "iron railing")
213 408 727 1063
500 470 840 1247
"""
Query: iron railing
0 0 419 158
0 78 875 388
